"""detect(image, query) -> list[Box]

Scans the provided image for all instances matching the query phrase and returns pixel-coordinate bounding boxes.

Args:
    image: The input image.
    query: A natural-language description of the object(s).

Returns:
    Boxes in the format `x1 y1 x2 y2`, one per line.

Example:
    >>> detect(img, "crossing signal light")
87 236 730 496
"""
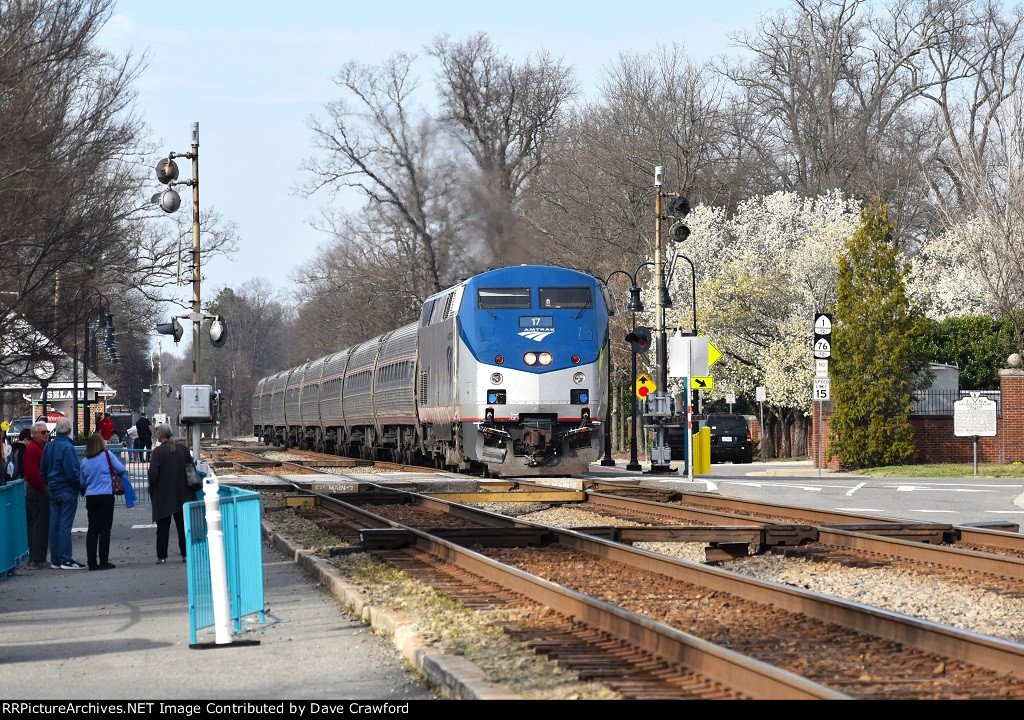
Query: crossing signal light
209 315 227 348
156 319 183 344
668 194 691 243
625 326 652 354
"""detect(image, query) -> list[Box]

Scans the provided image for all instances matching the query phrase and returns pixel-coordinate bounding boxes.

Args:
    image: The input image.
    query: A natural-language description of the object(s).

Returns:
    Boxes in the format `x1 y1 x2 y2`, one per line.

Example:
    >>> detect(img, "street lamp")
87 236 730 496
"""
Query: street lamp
604 266 652 472
667 253 698 337
33 360 55 423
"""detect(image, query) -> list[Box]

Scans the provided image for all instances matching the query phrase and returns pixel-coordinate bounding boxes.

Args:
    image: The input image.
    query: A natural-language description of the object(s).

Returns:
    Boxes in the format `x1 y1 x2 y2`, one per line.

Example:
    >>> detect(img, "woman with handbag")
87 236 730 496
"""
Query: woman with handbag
80 432 128 570
147 425 196 564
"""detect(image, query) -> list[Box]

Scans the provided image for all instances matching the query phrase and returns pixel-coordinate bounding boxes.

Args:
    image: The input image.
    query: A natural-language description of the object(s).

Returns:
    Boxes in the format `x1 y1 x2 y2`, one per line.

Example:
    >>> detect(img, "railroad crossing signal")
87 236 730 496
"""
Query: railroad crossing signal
636 374 657 399
625 326 652 354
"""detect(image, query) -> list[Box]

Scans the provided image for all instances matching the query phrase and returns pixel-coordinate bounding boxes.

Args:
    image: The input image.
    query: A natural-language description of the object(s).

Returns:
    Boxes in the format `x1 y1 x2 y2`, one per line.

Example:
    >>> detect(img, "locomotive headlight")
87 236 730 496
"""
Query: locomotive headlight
490 372 503 384
573 372 586 385
539 352 552 365
524 352 537 366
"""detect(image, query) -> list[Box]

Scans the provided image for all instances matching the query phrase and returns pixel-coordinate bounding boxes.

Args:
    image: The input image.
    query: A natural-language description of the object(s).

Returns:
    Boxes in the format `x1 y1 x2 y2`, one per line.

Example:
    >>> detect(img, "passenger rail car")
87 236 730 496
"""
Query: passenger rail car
252 265 609 476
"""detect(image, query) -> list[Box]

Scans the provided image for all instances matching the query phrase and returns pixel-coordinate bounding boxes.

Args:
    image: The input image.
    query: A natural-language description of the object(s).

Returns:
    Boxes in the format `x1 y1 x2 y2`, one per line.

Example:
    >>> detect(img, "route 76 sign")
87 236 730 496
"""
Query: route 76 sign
813 313 832 359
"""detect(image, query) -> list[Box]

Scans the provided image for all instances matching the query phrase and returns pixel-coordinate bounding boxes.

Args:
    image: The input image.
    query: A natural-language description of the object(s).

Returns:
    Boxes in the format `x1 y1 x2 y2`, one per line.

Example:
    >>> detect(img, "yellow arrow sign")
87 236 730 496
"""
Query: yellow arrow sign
635 374 657 399
691 376 714 390
708 341 722 369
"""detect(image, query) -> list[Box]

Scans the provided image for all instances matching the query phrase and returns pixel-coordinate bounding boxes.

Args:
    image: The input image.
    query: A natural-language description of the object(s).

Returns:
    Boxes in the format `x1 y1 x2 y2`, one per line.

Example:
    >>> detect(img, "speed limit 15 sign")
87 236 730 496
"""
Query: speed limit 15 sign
813 377 831 401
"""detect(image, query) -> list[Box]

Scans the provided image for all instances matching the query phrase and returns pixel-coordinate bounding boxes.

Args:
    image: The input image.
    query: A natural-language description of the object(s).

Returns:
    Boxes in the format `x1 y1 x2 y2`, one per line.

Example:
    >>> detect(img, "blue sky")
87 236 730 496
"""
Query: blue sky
100 1 791 311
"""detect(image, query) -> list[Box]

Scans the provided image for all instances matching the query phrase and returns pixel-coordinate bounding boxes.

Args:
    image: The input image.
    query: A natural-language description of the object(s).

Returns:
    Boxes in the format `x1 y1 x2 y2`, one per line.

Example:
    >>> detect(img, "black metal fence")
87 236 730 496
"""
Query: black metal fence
911 390 1001 416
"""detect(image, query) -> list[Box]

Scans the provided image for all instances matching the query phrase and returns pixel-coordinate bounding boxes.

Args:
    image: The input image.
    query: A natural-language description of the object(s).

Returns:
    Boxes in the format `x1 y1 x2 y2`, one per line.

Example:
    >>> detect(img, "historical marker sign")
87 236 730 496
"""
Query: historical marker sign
954 394 997 437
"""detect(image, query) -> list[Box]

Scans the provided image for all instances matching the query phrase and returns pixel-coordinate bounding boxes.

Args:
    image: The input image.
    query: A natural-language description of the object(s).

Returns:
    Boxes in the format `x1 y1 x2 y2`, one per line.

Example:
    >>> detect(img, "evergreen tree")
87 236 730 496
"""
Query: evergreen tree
829 198 928 468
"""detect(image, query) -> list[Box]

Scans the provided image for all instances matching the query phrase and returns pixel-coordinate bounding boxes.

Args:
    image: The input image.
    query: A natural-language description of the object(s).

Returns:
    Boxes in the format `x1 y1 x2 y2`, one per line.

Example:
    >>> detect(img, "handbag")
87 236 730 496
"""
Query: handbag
184 458 201 489
105 450 125 495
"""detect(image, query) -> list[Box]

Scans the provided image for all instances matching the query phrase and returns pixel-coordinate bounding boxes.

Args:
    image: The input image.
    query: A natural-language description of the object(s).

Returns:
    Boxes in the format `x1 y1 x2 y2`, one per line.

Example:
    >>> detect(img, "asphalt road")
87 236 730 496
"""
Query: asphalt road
589 459 1024 529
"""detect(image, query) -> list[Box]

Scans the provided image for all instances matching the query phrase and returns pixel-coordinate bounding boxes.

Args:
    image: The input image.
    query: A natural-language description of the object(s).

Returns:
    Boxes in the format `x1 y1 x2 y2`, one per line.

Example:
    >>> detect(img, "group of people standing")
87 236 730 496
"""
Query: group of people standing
9 412 198 571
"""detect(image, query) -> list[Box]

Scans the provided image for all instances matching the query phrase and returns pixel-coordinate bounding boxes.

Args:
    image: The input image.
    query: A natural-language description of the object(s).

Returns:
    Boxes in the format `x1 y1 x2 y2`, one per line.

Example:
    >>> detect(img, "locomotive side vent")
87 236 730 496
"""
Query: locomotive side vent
419 371 429 405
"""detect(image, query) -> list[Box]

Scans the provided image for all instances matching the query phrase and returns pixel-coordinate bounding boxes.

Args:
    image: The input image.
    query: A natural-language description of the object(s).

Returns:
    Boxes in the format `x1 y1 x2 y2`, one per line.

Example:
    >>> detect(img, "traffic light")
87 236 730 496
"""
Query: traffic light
156 318 183 343
625 326 652 354
209 315 227 347
668 194 691 243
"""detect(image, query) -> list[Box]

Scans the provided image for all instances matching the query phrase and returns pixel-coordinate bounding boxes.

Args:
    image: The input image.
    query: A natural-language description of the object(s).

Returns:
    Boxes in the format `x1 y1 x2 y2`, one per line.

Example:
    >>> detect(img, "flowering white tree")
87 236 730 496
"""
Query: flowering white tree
666 190 861 456
907 218 1005 321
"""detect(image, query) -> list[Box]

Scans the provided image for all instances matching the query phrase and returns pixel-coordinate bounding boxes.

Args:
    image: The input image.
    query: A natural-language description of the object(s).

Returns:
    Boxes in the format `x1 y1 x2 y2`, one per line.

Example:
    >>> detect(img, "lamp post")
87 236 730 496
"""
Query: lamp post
605 267 649 472
667 253 698 337
33 361 55 424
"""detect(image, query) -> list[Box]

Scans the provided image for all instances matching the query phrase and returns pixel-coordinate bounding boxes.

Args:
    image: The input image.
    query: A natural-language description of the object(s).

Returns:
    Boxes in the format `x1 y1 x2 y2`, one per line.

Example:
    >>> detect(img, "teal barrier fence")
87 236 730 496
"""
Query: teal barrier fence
184 485 266 645
74 445 152 505
1 480 29 578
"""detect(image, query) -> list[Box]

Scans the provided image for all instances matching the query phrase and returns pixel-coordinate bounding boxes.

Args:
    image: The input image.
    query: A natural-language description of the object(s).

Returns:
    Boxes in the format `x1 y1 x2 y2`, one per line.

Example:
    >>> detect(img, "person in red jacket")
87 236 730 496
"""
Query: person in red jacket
23 421 50 569
98 412 114 442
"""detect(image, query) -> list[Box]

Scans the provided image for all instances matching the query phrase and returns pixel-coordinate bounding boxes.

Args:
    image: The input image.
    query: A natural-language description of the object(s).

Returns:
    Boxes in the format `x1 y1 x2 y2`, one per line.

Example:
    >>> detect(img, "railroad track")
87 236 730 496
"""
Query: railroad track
259 475 1024 699
202 446 1024 697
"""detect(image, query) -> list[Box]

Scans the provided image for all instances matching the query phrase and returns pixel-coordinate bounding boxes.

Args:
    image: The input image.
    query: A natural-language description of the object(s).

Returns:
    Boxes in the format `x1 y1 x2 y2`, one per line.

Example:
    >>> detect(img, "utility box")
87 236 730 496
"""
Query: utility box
180 385 214 422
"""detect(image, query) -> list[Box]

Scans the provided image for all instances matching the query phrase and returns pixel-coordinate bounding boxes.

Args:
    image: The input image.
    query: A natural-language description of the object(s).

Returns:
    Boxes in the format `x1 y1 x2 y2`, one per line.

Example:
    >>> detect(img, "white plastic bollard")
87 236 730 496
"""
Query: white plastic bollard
202 475 233 644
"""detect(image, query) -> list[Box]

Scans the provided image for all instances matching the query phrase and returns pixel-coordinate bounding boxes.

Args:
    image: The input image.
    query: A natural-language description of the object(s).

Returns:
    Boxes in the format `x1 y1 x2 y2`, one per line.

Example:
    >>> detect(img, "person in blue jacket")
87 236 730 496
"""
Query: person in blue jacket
39 417 84 569
80 432 132 570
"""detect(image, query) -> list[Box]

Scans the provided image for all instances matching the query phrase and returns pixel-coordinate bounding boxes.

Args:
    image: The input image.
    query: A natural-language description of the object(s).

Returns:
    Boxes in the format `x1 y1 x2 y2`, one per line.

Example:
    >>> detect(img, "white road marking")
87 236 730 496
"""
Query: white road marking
846 482 866 497
722 481 822 491
132 523 157 529
895 485 992 493
835 508 885 513
985 510 1024 514
906 509 958 513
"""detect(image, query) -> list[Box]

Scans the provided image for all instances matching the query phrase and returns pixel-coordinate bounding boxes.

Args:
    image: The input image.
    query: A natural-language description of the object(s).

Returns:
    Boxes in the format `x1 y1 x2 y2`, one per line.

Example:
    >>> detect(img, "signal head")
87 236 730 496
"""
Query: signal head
156 157 179 185
668 195 691 218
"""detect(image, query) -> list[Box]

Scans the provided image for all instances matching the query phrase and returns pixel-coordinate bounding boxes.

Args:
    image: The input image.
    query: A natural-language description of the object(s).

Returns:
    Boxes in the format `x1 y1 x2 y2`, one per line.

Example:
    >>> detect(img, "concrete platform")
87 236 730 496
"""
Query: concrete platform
0 501 437 700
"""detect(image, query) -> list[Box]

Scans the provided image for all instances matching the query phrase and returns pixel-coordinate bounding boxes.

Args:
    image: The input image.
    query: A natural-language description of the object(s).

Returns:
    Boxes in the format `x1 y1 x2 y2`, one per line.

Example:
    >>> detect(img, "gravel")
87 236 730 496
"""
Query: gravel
490 503 1024 646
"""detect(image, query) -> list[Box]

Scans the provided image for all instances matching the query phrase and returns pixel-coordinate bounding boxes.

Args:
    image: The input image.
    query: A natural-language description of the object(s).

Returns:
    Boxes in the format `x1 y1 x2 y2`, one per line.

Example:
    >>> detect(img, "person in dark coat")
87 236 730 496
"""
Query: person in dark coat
147 424 196 563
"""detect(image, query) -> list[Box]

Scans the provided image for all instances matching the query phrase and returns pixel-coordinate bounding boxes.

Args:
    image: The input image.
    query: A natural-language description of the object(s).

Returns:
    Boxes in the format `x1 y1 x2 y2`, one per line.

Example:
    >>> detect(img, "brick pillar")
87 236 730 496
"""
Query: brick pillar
810 400 841 470
998 365 1024 463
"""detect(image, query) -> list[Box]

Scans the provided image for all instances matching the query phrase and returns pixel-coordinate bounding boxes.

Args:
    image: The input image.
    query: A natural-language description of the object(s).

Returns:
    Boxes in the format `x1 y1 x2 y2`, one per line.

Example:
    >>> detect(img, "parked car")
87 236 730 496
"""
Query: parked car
6 416 33 441
700 413 754 464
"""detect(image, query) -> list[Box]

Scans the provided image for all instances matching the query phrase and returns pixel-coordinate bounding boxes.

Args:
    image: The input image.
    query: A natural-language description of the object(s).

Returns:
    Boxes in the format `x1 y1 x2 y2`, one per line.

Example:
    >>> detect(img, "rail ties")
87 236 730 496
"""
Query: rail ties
820 522 957 544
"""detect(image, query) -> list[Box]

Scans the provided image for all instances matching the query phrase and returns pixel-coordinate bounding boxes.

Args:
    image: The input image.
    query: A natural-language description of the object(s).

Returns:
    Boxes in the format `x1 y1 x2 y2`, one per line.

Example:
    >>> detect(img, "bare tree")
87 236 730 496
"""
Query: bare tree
725 0 942 230
205 280 294 435
920 0 1024 353
301 53 467 299
428 32 578 264
0 0 152 382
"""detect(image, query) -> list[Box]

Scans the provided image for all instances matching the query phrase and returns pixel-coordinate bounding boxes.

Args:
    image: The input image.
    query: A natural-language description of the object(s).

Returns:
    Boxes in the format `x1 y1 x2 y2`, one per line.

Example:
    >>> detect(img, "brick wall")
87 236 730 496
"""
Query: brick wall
813 370 1024 468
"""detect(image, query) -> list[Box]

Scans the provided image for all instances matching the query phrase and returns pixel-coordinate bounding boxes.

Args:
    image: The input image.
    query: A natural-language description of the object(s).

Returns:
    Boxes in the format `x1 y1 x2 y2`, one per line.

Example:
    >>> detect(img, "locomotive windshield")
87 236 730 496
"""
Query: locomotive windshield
538 286 592 309
478 287 531 309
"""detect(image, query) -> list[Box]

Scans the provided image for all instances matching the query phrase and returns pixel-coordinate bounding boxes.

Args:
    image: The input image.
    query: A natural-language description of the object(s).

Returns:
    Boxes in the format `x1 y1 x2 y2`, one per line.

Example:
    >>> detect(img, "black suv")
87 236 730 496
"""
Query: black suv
700 413 753 464
6 416 33 442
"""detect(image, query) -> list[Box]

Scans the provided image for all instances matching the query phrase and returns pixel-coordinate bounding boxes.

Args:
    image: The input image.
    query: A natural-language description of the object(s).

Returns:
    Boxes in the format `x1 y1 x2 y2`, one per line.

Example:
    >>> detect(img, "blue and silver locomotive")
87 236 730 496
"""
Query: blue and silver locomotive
252 265 609 476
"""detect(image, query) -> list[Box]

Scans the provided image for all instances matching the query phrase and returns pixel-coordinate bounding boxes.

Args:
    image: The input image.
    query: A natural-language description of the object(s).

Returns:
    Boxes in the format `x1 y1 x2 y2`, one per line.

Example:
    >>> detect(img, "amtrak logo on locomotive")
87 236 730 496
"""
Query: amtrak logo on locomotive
519 329 555 341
